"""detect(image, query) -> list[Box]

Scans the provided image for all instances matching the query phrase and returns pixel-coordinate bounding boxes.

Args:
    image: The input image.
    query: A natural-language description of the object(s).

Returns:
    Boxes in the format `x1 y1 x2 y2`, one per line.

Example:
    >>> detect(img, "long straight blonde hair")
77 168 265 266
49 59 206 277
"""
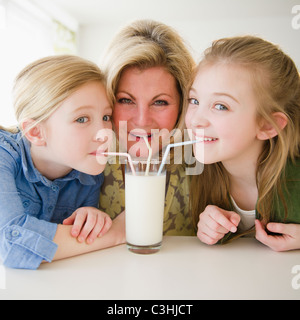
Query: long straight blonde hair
190 36 300 230
0 55 105 134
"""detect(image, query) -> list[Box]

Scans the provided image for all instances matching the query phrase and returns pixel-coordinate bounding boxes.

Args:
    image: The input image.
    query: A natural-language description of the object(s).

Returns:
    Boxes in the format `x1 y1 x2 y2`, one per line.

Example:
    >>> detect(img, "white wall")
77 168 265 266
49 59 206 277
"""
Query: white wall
1 0 299 128
78 6 300 69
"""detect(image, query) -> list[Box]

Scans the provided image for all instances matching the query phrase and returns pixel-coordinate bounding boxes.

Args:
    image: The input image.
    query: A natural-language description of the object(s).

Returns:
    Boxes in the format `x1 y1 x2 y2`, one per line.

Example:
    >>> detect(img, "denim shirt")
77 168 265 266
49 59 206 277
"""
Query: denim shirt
0 130 104 269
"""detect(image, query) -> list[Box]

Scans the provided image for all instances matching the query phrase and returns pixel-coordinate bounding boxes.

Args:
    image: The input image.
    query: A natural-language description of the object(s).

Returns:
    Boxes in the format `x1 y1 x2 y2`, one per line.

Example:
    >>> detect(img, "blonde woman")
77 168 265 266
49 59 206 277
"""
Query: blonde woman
0 55 125 269
99 19 196 235
186 36 300 251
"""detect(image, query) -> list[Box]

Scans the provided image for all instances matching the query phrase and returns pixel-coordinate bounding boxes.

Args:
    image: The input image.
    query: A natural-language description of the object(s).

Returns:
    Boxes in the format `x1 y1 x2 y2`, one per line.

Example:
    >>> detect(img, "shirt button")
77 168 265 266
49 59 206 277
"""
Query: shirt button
22 200 30 208
51 186 59 192
48 206 53 212
12 230 20 237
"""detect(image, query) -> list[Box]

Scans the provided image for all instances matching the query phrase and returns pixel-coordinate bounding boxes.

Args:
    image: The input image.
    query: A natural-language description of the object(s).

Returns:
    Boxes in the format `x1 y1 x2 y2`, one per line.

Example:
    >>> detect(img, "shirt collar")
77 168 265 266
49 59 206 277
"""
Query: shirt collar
18 133 97 186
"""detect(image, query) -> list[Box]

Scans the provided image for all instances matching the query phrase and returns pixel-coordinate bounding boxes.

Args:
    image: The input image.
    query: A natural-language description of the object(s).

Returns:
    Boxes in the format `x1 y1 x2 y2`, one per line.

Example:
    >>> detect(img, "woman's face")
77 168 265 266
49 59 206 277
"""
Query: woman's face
113 66 180 158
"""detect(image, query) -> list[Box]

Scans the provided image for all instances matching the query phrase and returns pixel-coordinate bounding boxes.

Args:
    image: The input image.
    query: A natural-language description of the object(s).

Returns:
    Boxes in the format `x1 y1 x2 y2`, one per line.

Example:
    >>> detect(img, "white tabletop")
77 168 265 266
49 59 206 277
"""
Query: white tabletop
0 236 299 300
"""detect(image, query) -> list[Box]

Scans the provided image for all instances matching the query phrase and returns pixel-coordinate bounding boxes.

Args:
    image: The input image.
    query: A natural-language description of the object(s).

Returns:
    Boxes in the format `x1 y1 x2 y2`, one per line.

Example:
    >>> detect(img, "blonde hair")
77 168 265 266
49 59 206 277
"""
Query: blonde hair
190 36 300 233
101 19 195 165
1 55 105 134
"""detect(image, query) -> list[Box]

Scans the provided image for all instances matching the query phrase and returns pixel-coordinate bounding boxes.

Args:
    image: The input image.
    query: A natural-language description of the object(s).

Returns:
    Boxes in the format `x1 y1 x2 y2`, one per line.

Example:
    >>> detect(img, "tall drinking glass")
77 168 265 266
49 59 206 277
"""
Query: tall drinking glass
125 160 166 254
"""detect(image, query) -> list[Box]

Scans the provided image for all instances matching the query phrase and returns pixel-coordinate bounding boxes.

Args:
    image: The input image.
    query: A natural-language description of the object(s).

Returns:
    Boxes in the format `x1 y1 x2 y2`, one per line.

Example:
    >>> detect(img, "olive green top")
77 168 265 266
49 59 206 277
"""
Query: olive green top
269 158 300 224
221 157 300 243
99 162 195 236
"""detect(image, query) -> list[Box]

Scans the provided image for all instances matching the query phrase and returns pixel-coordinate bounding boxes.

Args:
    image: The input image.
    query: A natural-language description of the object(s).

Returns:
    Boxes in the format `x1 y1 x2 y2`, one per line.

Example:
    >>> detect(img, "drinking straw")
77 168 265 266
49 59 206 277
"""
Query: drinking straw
157 140 199 175
101 152 136 175
143 136 152 176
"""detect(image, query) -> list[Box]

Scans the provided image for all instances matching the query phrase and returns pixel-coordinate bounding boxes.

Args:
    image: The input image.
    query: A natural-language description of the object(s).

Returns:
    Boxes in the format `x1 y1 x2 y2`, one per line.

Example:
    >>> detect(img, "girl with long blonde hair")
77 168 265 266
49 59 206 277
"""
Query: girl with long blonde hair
0 55 125 269
186 36 300 251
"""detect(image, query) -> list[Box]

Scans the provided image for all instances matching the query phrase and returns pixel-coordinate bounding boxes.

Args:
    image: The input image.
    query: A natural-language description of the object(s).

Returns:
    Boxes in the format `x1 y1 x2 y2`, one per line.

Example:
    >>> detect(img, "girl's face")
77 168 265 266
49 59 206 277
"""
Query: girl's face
40 81 112 177
185 63 264 168
113 66 180 158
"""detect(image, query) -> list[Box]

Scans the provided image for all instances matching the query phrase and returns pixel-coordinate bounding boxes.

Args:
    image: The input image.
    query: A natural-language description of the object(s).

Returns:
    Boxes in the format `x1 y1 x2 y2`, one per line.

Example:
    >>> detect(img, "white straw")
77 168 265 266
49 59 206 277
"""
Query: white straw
143 136 152 176
157 140 199 175
101 152 136 175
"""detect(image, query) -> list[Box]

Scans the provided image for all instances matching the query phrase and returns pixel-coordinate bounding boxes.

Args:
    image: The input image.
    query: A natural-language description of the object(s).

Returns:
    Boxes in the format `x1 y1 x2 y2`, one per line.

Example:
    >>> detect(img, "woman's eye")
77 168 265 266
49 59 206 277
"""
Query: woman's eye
215 104 228 111
76 116 89 123
103 115 112 122
118 98 133 104
188 98 199 105
154 100 168 106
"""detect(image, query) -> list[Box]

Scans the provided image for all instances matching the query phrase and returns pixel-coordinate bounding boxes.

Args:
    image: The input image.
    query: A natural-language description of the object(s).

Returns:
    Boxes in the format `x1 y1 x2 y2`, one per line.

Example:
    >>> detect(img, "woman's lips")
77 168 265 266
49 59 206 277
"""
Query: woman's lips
129 131 153 141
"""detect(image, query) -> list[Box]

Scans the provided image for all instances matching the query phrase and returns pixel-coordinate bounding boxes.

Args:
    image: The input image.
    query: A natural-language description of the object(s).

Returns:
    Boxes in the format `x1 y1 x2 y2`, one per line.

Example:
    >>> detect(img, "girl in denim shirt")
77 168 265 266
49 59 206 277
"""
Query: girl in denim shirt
0 55 125 269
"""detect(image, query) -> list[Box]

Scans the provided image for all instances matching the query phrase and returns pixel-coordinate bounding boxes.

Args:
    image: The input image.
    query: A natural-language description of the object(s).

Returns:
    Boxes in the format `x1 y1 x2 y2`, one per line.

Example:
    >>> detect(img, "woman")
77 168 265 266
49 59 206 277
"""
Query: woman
99 19 196 235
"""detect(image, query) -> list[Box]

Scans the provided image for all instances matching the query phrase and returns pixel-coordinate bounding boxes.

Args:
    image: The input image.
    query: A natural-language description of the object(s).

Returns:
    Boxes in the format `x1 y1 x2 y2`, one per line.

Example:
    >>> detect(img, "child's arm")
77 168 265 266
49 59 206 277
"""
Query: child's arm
51 210 125 261
0 155 58 269
255 220 300 251
197 205 240 245
62 207 112 244
0 146 121 269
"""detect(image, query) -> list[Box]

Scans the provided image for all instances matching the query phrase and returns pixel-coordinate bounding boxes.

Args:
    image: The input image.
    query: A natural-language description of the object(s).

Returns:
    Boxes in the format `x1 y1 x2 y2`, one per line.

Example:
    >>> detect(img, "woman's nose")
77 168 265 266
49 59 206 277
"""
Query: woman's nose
132 105 153 127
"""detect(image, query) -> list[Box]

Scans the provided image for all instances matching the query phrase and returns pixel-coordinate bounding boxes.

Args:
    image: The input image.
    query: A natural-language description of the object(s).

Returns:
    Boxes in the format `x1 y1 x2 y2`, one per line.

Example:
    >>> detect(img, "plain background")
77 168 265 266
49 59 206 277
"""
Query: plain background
1 0 300 126
50 0 300 66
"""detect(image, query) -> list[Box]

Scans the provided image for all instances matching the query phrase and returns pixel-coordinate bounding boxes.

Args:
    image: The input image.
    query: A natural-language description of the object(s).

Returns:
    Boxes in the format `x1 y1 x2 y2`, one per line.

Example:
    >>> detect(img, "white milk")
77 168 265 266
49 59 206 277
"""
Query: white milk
125 172 166 246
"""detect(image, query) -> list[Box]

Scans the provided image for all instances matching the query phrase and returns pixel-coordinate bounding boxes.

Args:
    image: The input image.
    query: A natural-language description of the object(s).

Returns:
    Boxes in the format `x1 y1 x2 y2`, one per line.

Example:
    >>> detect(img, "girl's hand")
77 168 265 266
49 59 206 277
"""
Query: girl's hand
255 220 300 251
63 207 112 244
197 205 241 245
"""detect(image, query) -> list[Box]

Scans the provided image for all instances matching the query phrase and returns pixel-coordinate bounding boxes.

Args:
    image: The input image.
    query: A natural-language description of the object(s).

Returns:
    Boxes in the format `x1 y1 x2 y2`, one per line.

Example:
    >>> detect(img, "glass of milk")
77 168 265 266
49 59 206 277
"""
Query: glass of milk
125 159 166 254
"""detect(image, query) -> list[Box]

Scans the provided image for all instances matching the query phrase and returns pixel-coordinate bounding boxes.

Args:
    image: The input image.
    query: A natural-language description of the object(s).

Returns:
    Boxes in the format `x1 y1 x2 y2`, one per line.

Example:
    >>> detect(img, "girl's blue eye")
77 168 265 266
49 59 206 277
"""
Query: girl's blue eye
76 117 88 123
188 98 199 105
215 104 228 111
103 115 112 122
